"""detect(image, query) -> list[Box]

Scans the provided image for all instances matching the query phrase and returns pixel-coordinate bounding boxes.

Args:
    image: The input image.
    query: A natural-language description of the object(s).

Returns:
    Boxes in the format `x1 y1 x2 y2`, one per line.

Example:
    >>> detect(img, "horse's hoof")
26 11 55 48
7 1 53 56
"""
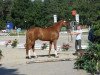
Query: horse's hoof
31 56 35 58
34 56 38 59
26 56 31 59
48 56 51 58
31 56 38 59
55 55 59 58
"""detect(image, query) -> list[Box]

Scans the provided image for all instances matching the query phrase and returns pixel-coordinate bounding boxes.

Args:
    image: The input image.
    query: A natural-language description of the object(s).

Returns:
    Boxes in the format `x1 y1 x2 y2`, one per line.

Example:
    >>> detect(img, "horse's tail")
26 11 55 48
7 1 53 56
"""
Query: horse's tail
26 30 30 50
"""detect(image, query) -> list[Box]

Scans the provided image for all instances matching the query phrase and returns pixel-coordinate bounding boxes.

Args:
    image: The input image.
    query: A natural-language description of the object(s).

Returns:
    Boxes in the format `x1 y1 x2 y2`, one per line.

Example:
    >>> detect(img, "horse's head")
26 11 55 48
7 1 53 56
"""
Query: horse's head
61 20 72 32
61 20 70 27
53 20 71 32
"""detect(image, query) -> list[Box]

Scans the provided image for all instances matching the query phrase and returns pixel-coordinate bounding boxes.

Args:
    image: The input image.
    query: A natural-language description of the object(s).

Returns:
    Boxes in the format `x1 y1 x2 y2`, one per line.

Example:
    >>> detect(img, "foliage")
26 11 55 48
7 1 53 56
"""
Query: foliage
98 61 100 72
0 19 6 29
74 20 100 74
73 1 100 74
0 0 12 30
41 43 48 50
11 39 18 48
0 50 3 60
72 0 100 25
0 0 100 29
0 0 12 20
11 0 32 28
93 20 100 36
74 42 100 74
61 43 71 51
11 0 70 28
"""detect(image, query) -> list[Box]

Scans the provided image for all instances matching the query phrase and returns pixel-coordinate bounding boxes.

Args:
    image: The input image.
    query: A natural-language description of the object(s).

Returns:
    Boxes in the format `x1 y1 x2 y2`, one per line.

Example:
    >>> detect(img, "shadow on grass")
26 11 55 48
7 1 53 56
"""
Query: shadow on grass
0 67 25 75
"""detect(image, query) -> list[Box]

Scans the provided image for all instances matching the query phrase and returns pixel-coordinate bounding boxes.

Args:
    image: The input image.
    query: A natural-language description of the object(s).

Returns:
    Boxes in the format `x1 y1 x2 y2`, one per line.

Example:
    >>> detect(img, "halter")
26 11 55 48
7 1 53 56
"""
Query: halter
64 21 66 22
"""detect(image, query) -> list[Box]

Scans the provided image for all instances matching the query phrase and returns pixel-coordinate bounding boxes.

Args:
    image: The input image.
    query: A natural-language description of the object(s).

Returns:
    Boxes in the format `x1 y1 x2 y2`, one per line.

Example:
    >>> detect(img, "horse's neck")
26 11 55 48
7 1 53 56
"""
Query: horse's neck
53 22 63 32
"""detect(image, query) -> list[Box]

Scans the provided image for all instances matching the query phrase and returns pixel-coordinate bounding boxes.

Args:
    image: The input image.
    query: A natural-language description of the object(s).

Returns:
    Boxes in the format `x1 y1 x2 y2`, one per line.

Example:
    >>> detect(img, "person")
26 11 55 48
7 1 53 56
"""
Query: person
70 25 82 54
88 28 95 43
88 28 100 43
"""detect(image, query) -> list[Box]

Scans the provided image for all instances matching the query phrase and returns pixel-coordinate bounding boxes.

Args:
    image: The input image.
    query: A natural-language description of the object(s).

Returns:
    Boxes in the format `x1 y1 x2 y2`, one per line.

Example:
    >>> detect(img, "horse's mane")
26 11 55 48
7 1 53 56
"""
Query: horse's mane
48 20 64 28
27 20 64 30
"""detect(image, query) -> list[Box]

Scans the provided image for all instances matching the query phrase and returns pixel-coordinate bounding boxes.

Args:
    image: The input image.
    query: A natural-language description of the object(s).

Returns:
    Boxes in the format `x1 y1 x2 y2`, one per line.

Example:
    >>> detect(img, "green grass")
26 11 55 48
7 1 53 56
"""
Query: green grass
9 30 26 36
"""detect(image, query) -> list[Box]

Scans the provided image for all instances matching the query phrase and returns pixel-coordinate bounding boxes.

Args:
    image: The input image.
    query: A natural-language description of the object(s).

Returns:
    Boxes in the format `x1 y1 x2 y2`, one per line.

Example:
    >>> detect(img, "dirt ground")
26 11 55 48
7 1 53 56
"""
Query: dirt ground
0 32 89 75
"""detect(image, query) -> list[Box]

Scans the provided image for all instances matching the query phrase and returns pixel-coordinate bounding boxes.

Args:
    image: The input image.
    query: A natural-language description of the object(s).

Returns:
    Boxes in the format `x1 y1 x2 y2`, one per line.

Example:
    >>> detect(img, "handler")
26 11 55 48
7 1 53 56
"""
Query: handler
70 25 82 54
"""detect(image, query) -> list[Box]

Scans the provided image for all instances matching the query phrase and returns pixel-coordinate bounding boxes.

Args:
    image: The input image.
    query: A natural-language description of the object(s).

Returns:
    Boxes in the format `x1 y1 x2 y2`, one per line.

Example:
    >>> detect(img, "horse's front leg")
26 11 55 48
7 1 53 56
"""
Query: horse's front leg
26 39 33 59
48 41 52 57
54 40 59 58
26 44 32 59
26 48 29 59
32 42 38 58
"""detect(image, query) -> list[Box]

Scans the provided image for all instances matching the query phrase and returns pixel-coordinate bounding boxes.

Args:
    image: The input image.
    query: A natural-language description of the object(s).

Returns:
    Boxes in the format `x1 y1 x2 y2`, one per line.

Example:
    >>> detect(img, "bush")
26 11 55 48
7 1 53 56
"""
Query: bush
61 43 71 51
11 39 18 48
0 50 3 60
41 43 48 50
74 20 100 75
74 43 100 74
0 19 6 30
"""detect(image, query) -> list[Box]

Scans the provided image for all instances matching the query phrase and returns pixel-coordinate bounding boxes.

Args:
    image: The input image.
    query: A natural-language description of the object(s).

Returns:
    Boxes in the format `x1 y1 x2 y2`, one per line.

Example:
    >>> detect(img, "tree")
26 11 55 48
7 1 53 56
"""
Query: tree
11 0 71 28
5 0 99 29
72 0 100 25
11 0 33 28
0 0 12 30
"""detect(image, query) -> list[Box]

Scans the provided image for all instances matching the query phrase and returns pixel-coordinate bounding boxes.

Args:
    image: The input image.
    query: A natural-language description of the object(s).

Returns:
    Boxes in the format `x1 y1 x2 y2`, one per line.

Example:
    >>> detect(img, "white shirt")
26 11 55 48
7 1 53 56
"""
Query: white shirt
75 29 82 40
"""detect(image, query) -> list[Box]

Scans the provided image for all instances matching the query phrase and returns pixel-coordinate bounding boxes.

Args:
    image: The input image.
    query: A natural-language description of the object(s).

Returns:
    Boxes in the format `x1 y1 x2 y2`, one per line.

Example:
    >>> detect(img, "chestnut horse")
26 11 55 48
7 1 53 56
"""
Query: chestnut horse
26 20 70 59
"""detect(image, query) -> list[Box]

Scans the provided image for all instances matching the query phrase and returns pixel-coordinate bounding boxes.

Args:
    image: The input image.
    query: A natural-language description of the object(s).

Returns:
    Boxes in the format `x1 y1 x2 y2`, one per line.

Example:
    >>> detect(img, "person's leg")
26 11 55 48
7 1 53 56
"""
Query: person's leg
73 40 78 55
77 40 83 56
78 40 82 49
75 40 78 51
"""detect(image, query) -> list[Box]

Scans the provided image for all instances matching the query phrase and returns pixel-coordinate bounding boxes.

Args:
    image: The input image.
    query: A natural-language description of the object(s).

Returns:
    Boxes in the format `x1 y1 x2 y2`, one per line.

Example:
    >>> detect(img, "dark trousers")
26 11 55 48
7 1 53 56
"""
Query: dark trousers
75 40 82 51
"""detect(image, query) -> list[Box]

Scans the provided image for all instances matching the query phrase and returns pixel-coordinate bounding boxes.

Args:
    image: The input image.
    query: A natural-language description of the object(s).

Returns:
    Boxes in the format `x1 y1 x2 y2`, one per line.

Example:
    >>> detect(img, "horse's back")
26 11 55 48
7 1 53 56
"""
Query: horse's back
26 27 39 39
36 27 58 40
26 27 59 41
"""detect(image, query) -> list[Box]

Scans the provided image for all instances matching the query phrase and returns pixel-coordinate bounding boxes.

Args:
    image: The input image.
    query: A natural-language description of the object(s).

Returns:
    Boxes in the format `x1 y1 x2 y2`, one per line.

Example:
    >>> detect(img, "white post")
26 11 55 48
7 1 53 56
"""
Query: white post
31 0 35 2
41 0 44 2
53 15 57 23
75 14 79 24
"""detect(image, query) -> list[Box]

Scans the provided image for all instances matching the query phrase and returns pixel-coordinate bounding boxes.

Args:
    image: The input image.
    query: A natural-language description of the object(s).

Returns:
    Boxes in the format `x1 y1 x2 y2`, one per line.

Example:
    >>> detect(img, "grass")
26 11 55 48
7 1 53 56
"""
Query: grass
9 30 26 36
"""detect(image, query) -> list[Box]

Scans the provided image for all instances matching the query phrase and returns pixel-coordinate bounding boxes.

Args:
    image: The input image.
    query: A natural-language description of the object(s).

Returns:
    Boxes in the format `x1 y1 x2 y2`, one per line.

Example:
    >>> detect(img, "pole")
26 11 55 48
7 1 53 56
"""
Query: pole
53 15 57 23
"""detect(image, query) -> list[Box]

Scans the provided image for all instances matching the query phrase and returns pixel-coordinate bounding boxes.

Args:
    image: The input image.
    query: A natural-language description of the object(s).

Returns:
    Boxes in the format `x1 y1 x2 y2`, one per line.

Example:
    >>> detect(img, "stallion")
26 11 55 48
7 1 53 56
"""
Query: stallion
26 20 70 59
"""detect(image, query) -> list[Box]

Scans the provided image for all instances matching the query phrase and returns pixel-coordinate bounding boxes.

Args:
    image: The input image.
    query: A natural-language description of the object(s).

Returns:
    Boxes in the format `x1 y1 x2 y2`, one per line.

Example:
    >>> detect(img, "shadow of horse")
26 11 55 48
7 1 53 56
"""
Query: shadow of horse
0 67 25 75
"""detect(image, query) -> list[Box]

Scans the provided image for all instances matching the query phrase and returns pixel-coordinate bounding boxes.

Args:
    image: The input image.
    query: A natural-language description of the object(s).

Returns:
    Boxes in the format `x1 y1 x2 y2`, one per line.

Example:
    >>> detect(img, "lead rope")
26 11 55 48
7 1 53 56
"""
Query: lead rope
67 29 73 43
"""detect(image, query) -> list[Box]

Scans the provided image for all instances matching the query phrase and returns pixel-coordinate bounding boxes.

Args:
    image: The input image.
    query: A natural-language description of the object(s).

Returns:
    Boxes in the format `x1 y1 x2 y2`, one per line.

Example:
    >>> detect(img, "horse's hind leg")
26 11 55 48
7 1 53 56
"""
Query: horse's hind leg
54 40 59 58
31 41 38 58
26 44 32 59
26 49 29 59
48 41 53 57
26 40 33 59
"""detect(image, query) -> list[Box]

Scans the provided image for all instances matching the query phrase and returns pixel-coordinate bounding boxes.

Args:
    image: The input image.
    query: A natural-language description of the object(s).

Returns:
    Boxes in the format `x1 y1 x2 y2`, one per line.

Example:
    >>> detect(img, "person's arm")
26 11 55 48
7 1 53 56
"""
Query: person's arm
70 30 82 35
71 32 80 35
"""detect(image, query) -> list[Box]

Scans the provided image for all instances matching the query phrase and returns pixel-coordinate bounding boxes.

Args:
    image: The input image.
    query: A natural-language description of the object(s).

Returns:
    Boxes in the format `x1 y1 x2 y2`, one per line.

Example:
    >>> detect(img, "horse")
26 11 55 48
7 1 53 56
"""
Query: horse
26 20 70 59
